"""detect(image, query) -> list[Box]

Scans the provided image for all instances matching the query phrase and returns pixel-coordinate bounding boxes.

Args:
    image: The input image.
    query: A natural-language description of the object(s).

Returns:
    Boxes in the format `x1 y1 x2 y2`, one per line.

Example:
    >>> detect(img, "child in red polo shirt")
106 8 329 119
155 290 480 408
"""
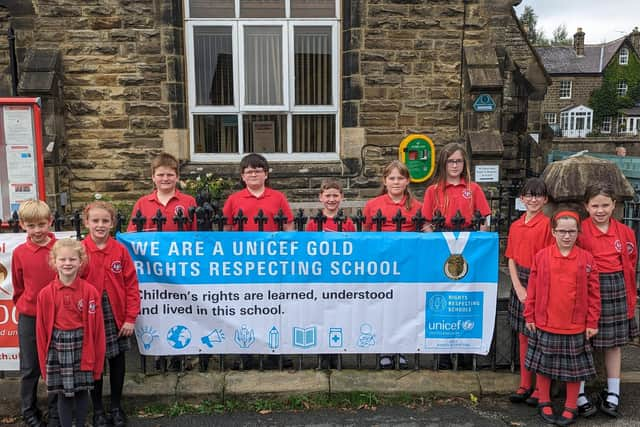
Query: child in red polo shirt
82 201 140 427
576 183 638 418
506 178 554 406
36 239 105 427
11 199 59 427
421 142 491 231
363 161 421 369
127 152 197 232
306 179 356 232
363 160 421 232
223 153 294 231
524 210 600 426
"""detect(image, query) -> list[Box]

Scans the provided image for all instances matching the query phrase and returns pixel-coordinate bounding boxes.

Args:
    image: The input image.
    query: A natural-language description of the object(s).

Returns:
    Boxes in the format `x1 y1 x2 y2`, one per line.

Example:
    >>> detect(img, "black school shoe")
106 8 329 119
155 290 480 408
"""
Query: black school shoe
556 407 578 426
537 401 556 424
93 409 113 427
111 407 127 427
577 393 597 417
509 386 533 403
599 391 621 418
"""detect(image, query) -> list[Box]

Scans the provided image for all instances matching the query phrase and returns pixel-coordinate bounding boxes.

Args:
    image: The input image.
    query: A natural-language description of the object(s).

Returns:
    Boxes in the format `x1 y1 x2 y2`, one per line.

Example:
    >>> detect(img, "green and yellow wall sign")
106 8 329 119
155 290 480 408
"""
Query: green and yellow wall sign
398 134 435 183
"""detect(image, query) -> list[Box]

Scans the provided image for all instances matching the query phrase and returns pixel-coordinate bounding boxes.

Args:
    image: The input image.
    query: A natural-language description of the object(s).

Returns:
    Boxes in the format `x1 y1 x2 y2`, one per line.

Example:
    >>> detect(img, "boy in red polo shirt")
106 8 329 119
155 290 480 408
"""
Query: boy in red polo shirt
524 210 600 426
11 200 59 427
306 179 356 232
127 152 197 232
223 153 294 231
421 142 490 231
505 178 554 406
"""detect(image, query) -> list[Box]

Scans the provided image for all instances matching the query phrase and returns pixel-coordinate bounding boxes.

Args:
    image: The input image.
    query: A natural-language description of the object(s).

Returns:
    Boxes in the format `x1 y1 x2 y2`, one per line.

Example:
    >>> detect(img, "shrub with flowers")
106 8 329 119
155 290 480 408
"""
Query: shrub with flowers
180 172 234 202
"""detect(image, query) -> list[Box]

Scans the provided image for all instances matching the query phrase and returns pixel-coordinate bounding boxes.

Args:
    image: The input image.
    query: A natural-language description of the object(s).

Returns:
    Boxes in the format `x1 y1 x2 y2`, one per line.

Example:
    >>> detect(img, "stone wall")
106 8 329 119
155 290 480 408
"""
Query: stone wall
541 75 602 116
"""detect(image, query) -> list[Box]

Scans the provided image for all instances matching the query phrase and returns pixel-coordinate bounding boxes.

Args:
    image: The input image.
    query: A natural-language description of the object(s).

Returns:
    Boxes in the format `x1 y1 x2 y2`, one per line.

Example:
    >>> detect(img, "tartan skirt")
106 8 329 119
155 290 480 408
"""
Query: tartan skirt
507 265 533 336
45 328 94 397
102 291 131 360
525 329 596 383
592 271 639 349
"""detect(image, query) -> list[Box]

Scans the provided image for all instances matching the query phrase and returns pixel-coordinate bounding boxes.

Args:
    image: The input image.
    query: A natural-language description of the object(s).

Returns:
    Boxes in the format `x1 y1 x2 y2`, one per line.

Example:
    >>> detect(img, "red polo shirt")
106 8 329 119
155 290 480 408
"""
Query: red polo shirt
421 179 490 228
51 278 84 330
363 194 422 232
505 211 554 269
11 233 57 316
127 189 196 232
306 216 356 232
223 187 293 231
578 219 623 273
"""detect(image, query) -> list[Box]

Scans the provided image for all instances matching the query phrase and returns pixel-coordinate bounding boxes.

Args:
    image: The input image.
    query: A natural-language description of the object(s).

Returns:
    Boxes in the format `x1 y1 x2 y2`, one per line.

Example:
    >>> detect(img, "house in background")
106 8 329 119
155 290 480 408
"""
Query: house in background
0 0 549 211
538 27 640 138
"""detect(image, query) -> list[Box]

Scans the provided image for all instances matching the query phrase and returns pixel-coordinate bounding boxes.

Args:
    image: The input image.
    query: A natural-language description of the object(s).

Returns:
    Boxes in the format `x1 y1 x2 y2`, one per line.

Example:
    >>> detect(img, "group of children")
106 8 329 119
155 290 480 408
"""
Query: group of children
10 144 638 426
12 200 140 427
506 179 638 425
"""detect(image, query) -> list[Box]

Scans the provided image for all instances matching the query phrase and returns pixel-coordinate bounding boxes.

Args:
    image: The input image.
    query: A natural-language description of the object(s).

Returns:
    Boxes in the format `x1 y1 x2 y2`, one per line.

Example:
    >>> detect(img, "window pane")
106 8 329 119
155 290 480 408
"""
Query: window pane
295 26 332 106
194 27 234 106
189 0 235 18
193 115 239 153
291 0 335 18
240 0 284 18
243 114 287 153
244 26 283 105
293 115 335 152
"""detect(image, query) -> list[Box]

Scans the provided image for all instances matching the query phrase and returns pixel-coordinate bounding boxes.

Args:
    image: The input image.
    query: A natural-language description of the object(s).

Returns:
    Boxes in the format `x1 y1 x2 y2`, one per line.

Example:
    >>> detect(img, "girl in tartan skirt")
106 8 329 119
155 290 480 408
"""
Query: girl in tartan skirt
577 183 638 418
505 178 553 405
524 210 601 426
36 239 105 427
82 201 140 427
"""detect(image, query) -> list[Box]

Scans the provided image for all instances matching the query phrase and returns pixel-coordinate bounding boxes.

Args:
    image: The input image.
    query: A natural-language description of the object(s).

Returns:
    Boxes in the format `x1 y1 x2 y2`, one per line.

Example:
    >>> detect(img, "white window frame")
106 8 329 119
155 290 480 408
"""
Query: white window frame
601 116 612 133
619 48 629 65
543 112 556 124
617 80 628 97
559 80 572 99
185 1 341 163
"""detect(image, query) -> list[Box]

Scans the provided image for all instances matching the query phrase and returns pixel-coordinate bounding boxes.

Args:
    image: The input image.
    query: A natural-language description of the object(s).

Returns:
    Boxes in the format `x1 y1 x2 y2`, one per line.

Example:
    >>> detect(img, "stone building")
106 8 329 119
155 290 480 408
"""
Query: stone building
0 0 548 212
538 27 640 139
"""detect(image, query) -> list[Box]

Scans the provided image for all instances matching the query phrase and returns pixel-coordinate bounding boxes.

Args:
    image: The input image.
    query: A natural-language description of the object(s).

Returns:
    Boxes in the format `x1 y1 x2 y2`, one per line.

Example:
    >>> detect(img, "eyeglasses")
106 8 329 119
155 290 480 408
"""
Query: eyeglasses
554 229 578 236
446 159 464 165
523 194 545 200
243 168 265 176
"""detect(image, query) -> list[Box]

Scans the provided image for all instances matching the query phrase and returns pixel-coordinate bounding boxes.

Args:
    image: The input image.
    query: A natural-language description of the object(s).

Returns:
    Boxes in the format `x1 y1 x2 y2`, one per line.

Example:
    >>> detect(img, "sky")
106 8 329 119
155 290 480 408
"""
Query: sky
514 0 640 44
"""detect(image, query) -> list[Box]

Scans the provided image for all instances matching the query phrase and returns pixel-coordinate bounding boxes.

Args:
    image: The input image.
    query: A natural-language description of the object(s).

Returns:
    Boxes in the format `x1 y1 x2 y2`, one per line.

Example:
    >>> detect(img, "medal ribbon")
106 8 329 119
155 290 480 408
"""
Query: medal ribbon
442 231 470 255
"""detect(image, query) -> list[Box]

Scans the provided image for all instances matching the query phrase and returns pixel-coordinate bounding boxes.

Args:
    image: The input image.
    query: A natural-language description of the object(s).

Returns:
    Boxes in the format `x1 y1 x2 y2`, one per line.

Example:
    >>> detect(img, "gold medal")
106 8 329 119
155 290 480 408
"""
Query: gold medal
444 254 468 280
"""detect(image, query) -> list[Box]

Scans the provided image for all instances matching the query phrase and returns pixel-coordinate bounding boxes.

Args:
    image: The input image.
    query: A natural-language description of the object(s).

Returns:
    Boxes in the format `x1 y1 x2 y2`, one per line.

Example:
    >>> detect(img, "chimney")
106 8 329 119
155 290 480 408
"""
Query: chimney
631 27 640 55
573 27 585 56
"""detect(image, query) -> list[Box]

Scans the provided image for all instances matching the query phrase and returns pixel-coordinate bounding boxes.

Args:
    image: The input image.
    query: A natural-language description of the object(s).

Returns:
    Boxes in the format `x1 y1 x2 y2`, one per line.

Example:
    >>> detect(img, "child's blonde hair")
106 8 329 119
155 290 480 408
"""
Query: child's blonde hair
150 152 179 175
18 199 52 223
378 160 416 210
83 201 116 224
49 238 88 271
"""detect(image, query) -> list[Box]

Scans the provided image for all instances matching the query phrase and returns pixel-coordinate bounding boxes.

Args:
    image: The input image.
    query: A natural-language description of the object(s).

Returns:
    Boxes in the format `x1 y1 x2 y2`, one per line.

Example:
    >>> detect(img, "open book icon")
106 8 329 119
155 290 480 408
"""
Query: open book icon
293 326 317 348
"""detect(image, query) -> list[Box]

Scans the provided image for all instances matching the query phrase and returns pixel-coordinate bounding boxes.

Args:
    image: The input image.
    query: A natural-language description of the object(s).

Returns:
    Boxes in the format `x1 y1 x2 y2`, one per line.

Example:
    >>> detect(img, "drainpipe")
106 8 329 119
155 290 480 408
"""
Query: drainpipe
7 26 19 96
458 0 469 138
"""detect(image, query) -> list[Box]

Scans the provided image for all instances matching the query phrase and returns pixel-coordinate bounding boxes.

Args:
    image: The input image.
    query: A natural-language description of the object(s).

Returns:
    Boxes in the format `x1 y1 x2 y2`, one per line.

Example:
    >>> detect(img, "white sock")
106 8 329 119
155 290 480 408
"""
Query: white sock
577 382 588 405
607 378 620 405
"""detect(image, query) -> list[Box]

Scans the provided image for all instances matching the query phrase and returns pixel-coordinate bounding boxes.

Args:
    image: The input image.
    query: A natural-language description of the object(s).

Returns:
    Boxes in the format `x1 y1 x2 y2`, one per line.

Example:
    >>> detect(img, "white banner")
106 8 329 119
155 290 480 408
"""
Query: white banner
118 231 499 356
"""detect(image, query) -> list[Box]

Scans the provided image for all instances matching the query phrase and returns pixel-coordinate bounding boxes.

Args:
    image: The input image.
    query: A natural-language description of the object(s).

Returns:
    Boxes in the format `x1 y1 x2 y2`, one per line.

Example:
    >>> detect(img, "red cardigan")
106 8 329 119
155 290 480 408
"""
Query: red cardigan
36 278 105 381
524 245 601 331
82 236 141 328
578 218 637 319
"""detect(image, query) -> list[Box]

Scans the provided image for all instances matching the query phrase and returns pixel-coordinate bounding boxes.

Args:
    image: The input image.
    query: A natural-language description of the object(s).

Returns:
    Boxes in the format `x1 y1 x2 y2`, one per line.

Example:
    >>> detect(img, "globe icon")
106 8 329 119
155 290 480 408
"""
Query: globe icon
167 325 192 349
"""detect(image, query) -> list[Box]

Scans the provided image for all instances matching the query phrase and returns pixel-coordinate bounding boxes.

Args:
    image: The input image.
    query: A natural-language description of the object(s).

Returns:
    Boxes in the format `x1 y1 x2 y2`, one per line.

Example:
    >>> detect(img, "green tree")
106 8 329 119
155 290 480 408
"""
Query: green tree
519 6 550 45
552 24 571 46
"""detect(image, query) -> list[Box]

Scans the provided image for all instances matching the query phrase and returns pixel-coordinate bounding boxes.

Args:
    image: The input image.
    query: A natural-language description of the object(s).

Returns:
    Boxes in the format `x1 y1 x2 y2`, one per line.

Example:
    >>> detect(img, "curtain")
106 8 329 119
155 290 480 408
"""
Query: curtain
244 26 283 106
194 27 234 106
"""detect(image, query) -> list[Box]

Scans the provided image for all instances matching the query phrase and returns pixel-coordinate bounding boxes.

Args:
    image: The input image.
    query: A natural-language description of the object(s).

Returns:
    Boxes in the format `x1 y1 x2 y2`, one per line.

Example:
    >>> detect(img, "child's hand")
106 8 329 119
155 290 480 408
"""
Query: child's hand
119 322 135 337
586 328 598 339
422 223 434 233
525 322 536 333
514 285 527 303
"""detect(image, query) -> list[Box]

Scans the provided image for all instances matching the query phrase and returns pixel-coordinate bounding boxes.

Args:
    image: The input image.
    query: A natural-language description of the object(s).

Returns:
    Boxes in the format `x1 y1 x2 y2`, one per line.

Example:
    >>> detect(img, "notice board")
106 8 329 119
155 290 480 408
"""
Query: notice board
0 98 45 220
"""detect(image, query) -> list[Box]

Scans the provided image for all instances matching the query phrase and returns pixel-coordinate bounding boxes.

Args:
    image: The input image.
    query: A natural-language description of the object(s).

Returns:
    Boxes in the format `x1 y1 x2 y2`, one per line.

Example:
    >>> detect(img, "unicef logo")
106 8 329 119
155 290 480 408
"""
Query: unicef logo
461 320 475 331
167 325 192 349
